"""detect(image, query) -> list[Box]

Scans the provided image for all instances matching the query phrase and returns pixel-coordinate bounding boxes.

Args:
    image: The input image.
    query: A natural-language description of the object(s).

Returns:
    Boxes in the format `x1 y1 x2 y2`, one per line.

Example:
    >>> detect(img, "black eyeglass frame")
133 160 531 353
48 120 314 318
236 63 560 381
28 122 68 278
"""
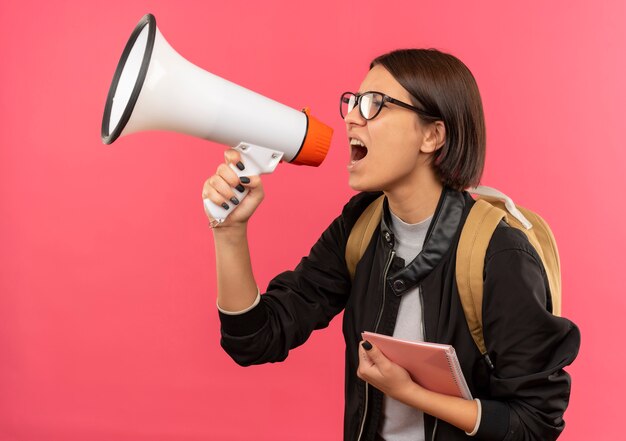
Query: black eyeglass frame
340 91 440 121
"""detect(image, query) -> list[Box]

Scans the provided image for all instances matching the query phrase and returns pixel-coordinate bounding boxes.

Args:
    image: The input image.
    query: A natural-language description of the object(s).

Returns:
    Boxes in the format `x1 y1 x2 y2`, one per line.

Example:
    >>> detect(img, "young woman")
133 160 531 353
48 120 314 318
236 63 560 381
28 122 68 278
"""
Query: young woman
202 49 580 441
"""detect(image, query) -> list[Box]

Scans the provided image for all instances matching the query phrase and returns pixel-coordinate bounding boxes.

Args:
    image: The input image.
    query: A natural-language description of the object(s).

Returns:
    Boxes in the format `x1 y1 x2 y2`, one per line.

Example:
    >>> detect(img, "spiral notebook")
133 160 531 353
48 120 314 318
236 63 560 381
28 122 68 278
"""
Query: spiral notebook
362 331 472 400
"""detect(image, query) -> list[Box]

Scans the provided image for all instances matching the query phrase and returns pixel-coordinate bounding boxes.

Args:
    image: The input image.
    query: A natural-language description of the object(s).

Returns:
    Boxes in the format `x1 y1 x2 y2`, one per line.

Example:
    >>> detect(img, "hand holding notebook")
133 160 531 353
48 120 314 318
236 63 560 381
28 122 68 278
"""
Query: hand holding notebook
362 331 472 400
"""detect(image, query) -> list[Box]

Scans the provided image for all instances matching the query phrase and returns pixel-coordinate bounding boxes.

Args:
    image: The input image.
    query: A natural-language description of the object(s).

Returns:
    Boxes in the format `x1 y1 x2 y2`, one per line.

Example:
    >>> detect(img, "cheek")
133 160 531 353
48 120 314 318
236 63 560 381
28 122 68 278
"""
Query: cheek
375 113 420 139
370 121 421 164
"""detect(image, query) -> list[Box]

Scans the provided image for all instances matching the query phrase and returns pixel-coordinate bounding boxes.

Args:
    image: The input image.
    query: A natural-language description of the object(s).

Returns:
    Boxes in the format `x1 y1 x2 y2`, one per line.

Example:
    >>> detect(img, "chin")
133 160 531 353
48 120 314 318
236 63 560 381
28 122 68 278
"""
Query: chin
348 175 382 193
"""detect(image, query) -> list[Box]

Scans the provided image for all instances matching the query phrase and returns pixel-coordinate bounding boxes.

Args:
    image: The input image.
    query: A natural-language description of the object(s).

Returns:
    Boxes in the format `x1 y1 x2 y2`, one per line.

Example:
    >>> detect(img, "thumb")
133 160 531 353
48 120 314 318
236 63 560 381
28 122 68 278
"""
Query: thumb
361 340 390 368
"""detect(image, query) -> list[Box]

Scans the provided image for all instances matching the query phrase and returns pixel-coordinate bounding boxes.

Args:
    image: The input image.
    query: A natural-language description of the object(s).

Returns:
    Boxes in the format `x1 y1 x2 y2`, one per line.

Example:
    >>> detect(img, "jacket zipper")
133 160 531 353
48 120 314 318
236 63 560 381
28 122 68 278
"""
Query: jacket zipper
418 285 426 341
356 249 395 441
419 285 437 441
374 250 395 332
419 285 439 441
431 418 439 441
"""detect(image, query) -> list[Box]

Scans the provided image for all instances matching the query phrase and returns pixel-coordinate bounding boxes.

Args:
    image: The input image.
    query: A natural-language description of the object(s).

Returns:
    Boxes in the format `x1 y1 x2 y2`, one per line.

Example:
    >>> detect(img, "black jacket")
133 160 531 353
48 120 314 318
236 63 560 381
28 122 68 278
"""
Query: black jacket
219 188 581 441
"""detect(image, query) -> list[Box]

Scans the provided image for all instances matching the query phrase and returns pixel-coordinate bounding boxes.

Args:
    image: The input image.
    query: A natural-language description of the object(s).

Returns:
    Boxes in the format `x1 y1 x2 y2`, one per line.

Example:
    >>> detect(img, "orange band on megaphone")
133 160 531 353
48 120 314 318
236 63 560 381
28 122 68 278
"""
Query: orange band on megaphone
291 108 333 166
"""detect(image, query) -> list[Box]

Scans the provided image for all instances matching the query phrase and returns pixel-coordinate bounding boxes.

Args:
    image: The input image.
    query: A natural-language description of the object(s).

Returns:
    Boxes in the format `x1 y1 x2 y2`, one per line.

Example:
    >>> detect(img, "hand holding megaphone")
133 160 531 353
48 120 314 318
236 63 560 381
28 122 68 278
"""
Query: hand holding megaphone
202 148 266 227
202 143 279 226
102 14 333 223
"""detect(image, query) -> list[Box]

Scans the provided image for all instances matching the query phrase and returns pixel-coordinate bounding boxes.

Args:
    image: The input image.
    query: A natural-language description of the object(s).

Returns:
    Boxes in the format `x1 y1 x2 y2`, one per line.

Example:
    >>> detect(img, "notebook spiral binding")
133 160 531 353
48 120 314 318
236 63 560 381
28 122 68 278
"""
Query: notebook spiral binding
446 347 473 400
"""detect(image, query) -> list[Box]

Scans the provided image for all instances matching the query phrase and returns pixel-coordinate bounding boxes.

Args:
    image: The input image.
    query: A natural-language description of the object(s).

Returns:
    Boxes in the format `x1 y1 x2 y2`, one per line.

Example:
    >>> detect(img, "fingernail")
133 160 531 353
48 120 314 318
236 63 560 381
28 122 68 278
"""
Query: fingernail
230 197 240 205
236 161 245 171
235 184 245 193
221 202 229 210
362 340 372 351
240 176 251 184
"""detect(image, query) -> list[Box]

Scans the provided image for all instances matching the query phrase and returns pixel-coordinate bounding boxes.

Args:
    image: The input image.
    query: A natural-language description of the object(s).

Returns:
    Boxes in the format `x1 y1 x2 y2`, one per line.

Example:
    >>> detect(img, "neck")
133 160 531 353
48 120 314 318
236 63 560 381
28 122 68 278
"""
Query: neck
384 168 444 224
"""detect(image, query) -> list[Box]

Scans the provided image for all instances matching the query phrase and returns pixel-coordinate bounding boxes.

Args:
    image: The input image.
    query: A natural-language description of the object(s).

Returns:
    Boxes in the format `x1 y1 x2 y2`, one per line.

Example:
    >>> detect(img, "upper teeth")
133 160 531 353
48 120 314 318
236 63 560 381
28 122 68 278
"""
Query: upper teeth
350 138 365 147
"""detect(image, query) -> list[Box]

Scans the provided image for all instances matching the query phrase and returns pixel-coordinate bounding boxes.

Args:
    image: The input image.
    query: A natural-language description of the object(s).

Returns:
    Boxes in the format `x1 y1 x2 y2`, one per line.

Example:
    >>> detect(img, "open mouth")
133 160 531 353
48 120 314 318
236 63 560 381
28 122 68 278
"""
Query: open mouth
350 138 368 163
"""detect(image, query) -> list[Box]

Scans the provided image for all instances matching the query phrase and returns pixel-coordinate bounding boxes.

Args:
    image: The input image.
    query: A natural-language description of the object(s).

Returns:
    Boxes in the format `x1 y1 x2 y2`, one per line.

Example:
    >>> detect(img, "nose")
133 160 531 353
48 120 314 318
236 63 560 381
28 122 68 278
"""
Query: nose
344 103 366 127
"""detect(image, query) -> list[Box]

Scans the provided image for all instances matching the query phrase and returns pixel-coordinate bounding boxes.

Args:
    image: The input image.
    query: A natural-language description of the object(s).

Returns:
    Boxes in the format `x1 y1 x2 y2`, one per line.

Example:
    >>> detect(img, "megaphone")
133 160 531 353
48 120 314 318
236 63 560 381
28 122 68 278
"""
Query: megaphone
101 14 333 223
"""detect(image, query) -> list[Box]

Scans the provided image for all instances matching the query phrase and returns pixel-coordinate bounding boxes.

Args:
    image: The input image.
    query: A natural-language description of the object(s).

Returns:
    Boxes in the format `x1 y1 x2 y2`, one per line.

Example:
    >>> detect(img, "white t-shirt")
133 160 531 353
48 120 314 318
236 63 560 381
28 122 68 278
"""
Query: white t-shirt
379 210 432 441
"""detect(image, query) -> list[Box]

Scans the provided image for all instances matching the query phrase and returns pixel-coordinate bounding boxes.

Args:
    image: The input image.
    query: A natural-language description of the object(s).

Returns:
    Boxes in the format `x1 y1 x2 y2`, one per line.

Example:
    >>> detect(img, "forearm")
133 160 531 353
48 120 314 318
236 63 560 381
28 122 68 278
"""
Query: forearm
400 383 478 434
212 224 259 312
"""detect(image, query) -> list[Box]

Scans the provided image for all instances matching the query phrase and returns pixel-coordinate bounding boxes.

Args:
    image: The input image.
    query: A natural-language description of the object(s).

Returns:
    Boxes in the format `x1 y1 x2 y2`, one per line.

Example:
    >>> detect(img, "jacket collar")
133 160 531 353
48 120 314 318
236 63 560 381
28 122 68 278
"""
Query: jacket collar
380 187 467 296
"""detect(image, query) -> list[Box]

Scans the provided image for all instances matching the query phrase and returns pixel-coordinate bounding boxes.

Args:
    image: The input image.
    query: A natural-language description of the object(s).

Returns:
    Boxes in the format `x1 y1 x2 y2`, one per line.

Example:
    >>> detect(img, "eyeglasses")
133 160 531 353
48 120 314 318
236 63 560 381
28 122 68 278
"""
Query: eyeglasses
340 91 439 121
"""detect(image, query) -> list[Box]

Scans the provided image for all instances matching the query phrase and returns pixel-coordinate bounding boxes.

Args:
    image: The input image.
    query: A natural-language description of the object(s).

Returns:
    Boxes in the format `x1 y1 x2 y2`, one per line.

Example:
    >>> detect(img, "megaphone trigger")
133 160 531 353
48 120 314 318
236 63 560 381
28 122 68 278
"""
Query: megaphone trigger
203 142 284 222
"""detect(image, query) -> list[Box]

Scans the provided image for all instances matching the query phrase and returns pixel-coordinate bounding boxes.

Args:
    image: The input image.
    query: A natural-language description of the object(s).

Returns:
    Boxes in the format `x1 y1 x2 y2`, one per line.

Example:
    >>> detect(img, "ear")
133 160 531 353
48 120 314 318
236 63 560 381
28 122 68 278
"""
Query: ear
419 120 446 154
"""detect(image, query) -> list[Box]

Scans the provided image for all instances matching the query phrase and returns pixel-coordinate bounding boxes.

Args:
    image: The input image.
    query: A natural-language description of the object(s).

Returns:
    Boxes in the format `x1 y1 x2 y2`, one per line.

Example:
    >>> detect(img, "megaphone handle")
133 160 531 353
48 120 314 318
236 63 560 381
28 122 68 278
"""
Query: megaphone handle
203 143 284 223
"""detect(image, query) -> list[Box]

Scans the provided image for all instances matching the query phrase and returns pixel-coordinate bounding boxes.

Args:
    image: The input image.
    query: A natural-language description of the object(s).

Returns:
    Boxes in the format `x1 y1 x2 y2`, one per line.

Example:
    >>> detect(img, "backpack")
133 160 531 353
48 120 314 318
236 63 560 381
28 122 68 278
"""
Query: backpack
345 186 562 368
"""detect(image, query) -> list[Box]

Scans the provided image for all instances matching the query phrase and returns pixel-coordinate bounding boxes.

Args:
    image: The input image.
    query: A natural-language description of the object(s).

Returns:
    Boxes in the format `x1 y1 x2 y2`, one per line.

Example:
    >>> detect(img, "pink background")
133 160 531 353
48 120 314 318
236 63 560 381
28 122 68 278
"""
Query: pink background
1 0 623 440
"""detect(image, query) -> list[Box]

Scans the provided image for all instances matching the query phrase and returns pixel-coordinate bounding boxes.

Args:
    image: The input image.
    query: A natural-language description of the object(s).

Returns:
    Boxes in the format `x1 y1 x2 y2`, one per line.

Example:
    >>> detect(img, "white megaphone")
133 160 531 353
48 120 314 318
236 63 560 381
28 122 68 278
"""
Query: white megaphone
101 13 333 223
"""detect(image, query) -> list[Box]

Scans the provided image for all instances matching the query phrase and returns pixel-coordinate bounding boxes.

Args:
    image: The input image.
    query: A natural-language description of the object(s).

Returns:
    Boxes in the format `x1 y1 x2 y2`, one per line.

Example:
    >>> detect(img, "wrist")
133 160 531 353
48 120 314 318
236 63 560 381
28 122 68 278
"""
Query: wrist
409 381 433 410
396 380 427 408
211 224 250 250
211 221 248 238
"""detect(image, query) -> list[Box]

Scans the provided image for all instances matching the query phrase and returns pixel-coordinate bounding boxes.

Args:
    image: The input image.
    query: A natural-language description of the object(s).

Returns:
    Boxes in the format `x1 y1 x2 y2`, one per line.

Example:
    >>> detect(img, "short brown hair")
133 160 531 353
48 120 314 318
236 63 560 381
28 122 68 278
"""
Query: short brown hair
370 49 485 190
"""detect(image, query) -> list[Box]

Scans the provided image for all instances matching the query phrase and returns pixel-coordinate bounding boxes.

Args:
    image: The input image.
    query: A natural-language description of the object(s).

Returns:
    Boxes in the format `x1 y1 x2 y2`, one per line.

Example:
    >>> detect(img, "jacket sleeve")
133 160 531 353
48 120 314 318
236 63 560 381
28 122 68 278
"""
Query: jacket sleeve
475 227 581 441
218 212 352 367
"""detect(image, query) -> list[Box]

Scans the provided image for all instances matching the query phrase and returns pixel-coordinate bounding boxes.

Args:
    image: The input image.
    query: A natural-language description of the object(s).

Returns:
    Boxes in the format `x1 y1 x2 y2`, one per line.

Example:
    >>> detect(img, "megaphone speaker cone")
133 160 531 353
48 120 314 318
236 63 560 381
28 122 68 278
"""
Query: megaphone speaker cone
101 14 156 145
